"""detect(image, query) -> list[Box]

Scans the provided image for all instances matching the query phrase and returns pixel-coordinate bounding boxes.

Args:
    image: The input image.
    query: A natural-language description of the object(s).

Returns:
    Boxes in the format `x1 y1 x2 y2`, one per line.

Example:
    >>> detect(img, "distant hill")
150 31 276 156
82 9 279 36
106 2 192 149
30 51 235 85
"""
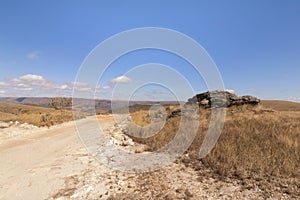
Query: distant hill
261 100 300 111
0 97 180 113
0 102 77 126
0 97 52 107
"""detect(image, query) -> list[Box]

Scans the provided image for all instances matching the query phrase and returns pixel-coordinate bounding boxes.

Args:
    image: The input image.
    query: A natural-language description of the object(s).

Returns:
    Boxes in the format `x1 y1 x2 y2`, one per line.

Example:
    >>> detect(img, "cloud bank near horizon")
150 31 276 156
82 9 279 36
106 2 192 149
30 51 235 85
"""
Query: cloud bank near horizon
0 74 133 98
0 74 96 97
0 74 187 101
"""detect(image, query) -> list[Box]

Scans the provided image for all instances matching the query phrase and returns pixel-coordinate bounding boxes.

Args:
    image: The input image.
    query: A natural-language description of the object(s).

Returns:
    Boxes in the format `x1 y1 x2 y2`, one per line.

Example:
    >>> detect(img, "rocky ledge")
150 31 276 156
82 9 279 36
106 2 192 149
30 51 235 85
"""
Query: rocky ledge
187 90 260 108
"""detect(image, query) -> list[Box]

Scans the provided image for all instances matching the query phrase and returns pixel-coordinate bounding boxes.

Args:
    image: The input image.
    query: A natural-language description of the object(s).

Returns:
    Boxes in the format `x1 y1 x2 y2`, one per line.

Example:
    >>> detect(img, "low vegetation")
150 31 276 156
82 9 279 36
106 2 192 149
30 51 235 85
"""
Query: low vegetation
0 102 84 127
261 100 300 111
128 102 300 197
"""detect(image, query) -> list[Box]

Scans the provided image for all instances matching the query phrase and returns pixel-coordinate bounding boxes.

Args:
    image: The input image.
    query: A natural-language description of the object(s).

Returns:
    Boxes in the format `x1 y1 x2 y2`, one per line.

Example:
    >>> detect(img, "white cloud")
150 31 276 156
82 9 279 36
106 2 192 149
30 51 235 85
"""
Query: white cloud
20 74 44 81
59 84 68 89
0 90 5 94
14 87 33 91
0 74 97 97
17 83 27 87
13 82 33 91
1 74 71 96
10 78 21 82
0 82 7 87
67 82 94 92
26 52 39 59
70 82 89 87
110 76 131 84
74 87 92 92
102 85 111 89
95 86 102 90
288 96 300 102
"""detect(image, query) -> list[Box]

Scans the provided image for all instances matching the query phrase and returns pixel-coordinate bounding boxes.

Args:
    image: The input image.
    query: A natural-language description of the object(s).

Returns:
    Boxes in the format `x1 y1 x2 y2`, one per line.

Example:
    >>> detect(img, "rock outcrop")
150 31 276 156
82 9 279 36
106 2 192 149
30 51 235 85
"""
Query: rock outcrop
187 90 260 108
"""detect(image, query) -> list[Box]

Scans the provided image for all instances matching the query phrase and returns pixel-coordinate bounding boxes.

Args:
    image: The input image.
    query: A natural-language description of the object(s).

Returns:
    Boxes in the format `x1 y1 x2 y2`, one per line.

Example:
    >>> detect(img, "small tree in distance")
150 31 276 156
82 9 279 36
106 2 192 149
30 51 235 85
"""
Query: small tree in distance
49 97 72 118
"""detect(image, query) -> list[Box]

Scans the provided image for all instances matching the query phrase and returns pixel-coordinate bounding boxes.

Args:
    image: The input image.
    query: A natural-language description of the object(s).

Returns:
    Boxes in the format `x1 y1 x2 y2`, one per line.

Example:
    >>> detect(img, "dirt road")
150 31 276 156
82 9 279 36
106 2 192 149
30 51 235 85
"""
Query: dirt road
0 116 112 200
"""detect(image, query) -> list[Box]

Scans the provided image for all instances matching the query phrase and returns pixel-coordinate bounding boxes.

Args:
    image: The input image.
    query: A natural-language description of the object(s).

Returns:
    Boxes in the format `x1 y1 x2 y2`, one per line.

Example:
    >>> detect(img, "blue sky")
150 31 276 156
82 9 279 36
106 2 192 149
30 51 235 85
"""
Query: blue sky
0 0 300 101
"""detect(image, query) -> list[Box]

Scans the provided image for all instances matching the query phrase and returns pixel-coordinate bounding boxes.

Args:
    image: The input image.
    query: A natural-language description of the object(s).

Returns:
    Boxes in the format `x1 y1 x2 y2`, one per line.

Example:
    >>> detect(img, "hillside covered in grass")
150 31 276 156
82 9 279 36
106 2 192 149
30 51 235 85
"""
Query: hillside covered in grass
0 103 84 127
261 100 300 111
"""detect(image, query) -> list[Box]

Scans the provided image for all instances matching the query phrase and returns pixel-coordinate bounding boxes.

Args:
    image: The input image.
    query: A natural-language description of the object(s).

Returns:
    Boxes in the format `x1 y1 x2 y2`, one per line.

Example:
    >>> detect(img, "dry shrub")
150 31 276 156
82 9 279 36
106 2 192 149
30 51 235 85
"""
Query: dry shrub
130 110 151 127
129 116 180 151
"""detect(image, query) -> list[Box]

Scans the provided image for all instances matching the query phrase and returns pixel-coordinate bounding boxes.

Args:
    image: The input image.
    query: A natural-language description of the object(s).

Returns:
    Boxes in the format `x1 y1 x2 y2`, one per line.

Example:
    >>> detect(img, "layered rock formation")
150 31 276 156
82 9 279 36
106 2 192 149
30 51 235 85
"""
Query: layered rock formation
187 90 260 108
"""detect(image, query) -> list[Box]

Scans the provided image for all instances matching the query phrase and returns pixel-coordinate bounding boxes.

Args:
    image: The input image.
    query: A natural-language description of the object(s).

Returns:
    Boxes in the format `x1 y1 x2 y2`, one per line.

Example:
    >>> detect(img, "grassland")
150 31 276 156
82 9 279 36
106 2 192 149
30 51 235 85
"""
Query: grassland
261 100 300 111
0 103 85 127
129 101 300 197
1 99 299 196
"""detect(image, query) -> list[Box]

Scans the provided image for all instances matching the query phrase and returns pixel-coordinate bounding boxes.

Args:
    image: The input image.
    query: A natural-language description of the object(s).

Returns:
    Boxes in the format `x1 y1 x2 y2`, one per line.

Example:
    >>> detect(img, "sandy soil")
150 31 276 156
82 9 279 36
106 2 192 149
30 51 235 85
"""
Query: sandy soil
0 115 293 200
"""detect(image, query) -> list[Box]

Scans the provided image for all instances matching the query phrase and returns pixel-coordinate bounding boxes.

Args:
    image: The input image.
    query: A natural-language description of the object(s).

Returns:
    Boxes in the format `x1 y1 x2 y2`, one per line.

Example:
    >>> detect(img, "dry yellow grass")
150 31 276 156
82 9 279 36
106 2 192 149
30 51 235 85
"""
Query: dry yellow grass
200 110 300 176
130 105 180 127
128 103 300 196
0 103 84 127
261 100 300 111
130 110 151 127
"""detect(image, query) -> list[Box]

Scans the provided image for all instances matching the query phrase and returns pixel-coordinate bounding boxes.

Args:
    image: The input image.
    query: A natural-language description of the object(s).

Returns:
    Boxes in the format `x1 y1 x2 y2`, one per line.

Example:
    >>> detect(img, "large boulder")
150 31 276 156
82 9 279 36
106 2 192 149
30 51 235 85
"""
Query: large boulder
187 90 260 108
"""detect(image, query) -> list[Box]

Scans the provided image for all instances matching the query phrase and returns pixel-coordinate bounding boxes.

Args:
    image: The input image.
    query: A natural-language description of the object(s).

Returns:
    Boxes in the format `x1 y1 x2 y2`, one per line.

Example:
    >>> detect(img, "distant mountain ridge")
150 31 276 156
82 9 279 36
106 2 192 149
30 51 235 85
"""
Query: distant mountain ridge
0 97 180 113
0 97 53 107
